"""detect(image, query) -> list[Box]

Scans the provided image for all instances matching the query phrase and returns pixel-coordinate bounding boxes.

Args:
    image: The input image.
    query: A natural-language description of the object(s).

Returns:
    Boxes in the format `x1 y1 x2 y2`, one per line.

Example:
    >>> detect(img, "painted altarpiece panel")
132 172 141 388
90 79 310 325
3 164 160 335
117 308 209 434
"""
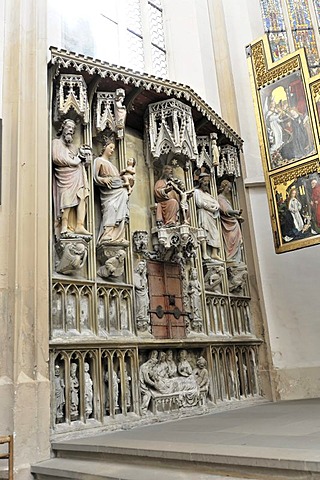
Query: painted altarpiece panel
248 35 320 253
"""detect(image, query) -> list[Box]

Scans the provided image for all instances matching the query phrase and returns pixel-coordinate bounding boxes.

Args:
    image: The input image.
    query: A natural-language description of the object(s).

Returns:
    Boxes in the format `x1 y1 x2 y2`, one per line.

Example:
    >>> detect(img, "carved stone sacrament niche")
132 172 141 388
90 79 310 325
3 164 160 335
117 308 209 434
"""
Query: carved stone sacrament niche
49 50 260 437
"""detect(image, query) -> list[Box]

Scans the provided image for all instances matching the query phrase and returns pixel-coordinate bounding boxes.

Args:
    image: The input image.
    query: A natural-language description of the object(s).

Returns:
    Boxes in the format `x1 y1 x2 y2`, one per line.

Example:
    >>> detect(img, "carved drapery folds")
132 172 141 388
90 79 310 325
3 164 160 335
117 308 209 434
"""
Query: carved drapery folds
50 55 259 436
146 98 198 163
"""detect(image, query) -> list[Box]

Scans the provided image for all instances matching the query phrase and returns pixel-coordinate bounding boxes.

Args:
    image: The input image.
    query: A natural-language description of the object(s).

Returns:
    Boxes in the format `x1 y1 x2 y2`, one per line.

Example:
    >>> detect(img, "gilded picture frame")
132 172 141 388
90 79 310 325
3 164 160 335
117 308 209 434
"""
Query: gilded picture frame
247 35 320 253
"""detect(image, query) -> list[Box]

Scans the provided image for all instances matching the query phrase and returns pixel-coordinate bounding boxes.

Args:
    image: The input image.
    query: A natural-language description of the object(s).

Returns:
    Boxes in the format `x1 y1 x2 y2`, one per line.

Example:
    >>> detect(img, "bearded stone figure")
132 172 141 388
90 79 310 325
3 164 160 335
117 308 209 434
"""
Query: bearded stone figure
52 119 92 237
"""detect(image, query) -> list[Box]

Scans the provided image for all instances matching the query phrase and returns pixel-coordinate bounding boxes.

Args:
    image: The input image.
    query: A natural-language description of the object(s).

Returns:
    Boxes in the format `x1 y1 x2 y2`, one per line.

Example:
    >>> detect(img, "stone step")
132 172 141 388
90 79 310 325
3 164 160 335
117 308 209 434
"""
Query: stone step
31 438 320 480
31 457 260 480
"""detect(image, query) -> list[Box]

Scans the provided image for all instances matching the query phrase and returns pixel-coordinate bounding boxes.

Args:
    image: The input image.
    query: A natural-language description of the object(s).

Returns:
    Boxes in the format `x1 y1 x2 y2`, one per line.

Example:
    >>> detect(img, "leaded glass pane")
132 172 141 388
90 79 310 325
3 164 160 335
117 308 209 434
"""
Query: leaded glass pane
260 0 290 61
151 45 167 77
286 0 312 29
260 0 287 31
268 32 290 60
126 0 143 35
312 0 320 27
126 31 144 72
148 2 166 50
149 0 162 8
286 0 320 72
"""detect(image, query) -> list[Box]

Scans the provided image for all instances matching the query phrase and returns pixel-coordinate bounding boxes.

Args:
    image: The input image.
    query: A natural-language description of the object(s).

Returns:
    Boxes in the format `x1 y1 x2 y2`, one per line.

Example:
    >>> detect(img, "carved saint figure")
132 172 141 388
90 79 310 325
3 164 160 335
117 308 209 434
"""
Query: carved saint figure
212 135 220 167
112 369 120 409
166 350 177 378
154 165 192 227
114 88 127 133
124 367 132 408
120 157 136 195
193 357 209 393
70 362 79 419
218 180 243 263
52 119 91 236
188 268 202 323
177 350 192 377
93 138 129 245
104 367 120 412
194 174 222 261
139 351 158 414
84 362 93 418
54 365 65 423
134 260 150 331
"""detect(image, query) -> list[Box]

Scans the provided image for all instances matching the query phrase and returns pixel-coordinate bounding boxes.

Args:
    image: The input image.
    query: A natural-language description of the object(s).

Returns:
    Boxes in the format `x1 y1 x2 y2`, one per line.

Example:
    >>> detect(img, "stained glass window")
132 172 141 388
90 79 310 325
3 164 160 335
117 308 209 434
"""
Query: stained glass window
260 0 290 61
286 0 320 74
312 0 320 27
260 0 320 75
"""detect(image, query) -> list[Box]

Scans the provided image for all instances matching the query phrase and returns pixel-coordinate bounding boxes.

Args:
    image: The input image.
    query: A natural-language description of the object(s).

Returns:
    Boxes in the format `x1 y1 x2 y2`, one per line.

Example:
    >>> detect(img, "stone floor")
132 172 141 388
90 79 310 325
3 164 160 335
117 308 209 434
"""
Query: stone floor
33 398 320 479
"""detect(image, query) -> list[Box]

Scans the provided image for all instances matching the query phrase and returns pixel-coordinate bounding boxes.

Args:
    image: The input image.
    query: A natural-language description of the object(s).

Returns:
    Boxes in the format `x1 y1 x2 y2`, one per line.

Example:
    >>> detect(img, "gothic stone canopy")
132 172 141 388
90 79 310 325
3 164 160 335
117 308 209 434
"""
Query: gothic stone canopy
49 47 243 150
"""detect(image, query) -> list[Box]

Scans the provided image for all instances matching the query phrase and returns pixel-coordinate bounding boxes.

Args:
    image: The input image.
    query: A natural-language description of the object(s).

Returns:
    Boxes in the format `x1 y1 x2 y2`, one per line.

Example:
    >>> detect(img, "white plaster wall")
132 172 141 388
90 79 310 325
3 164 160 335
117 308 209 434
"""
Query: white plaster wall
163 0 221 112
222 0 320 398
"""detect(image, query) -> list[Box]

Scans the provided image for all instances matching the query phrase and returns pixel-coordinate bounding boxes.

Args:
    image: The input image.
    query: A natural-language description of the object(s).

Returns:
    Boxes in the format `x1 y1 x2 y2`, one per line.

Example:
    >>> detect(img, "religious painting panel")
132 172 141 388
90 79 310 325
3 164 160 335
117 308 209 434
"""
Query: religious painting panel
248 35 320 253
259 70 315 170
270 160 320 252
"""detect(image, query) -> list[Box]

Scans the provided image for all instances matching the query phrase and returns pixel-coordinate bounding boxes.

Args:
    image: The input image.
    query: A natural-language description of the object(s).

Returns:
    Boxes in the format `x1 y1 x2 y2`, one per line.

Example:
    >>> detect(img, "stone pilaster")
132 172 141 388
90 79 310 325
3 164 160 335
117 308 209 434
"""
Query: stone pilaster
1 0 50 477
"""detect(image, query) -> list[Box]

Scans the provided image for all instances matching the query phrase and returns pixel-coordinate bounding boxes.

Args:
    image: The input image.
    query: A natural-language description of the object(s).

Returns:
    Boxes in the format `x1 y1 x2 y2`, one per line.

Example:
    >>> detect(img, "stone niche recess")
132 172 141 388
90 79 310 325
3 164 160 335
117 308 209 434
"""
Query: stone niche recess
49 48 261 437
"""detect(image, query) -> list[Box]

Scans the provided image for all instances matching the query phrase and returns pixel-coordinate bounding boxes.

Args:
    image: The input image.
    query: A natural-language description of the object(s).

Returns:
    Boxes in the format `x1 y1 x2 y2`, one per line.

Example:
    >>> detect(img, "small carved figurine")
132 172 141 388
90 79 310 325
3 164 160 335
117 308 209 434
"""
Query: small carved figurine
70 362 79 420
54 365 65 423
204 264 224 292
84 362 93 419
120 157 136 195
177 350 192 377
114 88 127 137
134 260 151 332
193 356 209 393
98 249 126 280
56 241 87 275
139 351 158 414
227 264 247 294
188 268 202 324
